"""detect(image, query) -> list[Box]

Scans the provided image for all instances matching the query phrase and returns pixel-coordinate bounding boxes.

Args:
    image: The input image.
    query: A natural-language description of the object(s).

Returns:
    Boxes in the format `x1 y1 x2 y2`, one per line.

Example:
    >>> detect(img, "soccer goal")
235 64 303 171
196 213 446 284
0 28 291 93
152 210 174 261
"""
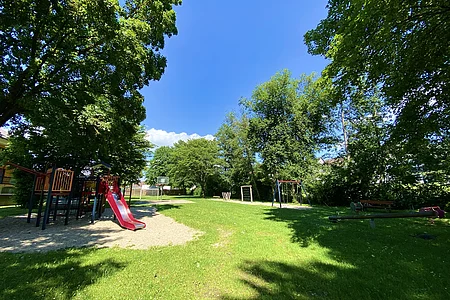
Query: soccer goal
240 185 253 202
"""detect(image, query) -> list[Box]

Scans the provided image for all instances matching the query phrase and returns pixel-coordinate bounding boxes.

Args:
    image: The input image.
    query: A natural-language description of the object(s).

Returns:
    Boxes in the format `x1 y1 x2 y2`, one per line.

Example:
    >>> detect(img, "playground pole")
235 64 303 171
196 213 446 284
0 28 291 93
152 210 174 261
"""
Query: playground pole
27 174 37 223
91 175 100 223
277 180 282 208
42 165 57 230
272 183 276 207
128 184 133 206
64 189 73 225
35 180 45 227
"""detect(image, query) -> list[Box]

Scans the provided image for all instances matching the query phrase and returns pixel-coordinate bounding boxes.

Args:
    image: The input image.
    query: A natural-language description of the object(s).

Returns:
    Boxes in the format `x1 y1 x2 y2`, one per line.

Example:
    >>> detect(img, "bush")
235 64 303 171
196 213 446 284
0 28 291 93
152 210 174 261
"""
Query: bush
308 164 450 209
11 170 34 208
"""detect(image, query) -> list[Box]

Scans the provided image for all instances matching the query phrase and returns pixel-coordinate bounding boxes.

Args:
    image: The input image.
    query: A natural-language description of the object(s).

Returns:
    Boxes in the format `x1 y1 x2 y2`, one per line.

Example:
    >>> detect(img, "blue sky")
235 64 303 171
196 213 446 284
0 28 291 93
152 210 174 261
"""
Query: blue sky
142 0 329 146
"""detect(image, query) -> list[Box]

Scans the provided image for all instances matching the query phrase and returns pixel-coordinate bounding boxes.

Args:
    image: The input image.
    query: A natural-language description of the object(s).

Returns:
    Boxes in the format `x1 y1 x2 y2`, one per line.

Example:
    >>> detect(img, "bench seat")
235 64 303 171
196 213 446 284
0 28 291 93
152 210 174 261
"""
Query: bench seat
360 200 394 211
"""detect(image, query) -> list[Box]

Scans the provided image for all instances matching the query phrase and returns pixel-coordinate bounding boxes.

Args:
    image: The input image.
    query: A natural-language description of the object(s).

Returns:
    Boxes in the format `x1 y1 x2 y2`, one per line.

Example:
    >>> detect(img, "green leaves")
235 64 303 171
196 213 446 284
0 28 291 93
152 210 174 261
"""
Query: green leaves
0 0 180 127
242 70 330 180
216 112 256 195
303 0 450 207
171 139 221 197
0 0 178 203
144 139 222 197
144 146 174 185
305 0 450 140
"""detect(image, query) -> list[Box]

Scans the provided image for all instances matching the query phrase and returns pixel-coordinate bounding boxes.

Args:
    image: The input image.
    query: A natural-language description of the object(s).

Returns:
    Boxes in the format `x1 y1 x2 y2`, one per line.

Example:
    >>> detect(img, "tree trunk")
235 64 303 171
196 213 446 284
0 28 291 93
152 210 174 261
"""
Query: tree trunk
0 104 21 128
248 159 261 201
340 102 349 157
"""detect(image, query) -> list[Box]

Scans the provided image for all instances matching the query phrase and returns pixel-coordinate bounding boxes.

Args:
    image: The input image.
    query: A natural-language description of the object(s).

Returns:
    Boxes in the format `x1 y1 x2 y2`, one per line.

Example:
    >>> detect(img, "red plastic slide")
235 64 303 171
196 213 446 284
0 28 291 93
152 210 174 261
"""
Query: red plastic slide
105 188 146 231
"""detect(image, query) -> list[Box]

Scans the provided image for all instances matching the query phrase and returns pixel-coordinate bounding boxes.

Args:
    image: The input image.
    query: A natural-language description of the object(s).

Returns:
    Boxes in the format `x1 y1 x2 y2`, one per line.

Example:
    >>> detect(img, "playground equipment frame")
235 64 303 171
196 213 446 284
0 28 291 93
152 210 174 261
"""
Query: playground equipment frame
240 185 253 202
272 179 308 208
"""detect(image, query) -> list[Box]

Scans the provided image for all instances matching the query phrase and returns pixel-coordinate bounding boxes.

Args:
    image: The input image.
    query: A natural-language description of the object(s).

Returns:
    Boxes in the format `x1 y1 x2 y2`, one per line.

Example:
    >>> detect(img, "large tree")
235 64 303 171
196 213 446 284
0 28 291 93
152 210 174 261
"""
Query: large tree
241 70 331 182
304 0 450 207
170 139 221 197
144 146 174 185
216 111 261 199
304 0 450 142
0 0 178 204
0 0 180 127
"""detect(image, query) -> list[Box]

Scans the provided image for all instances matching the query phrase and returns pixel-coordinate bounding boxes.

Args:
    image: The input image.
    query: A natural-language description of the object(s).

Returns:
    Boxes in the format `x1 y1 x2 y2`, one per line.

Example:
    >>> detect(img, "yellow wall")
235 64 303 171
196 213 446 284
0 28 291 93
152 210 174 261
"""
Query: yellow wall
0 137 7 149
0 136 15 200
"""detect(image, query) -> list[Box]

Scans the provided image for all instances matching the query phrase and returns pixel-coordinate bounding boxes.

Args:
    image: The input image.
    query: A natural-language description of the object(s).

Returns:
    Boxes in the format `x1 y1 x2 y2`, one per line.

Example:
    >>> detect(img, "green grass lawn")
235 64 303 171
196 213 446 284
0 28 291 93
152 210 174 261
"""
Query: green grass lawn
0 205 26 219
129 194 200 202
1 199 449 299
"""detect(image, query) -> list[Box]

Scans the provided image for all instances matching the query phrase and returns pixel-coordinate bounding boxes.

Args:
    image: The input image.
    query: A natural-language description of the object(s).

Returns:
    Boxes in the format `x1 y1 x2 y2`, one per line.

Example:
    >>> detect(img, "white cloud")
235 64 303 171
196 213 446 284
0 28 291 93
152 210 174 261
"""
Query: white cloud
145 128 215 147
0 127 9 138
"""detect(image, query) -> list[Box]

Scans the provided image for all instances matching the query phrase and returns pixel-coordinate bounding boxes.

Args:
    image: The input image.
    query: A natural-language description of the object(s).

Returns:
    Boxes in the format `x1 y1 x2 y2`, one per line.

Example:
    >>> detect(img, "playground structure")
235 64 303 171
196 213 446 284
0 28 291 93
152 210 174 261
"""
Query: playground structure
272 179 308 208
329 206 445 228
33 166 75 230
240 185 253 202
71 175 106 224
3 163 76 230
101 176 146 230
3 162 145 230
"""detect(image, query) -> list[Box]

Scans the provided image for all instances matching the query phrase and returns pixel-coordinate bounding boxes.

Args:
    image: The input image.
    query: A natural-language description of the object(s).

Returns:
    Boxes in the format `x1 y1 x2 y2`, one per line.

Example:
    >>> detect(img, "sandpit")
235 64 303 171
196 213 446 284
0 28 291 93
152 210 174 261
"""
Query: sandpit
0 201 203 253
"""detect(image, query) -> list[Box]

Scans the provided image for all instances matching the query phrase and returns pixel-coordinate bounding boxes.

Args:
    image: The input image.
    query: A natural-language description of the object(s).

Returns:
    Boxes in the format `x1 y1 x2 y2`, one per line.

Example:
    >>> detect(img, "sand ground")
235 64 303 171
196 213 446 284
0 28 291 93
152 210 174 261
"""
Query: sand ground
0 200 202 253
0 199 311 253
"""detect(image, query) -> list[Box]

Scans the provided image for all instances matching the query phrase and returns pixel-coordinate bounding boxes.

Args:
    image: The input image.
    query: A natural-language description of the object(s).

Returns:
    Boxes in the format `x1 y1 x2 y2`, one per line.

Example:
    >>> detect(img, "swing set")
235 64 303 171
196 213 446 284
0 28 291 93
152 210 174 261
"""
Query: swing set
272 179 310 208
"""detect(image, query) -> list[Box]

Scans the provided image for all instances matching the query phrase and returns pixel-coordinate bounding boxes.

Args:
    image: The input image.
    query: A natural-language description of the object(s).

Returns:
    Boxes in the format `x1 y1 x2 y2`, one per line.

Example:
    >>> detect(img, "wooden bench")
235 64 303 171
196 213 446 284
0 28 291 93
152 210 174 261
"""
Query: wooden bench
360 200 394 212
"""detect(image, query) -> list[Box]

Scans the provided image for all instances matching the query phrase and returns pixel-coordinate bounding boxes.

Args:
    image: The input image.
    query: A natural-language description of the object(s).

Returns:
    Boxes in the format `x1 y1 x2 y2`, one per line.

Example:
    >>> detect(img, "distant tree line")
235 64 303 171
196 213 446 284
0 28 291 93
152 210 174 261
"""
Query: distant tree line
145 0 450 209
2 0 449 209
147 63 449 209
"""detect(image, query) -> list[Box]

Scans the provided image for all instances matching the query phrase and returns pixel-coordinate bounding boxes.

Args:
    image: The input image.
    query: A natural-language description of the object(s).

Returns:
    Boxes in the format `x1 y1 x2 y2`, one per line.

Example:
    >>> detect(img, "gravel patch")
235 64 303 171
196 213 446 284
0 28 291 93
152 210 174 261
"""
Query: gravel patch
0 203 203 253
210 198 313 210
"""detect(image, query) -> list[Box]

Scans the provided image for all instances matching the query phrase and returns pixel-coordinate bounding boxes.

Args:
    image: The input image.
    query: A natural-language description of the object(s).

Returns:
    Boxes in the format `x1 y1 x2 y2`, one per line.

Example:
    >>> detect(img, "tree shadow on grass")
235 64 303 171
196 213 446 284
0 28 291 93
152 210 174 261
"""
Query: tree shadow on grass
264 206 340 247
263 206 450 248
153 204 182 213
239 207 450 299
226 255 450 299
222 259 368 299
0 248 126 299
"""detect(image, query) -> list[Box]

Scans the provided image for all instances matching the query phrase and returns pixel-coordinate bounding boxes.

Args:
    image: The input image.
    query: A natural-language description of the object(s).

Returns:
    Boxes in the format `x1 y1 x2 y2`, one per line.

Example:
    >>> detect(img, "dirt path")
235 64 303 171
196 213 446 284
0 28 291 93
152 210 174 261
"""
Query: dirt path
0 202 202 253
209 198 313 210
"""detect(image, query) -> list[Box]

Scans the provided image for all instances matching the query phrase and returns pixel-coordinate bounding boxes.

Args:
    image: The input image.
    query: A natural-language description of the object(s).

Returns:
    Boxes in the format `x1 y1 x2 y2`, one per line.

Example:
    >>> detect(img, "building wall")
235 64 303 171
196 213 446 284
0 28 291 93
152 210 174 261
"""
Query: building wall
0 135 16 205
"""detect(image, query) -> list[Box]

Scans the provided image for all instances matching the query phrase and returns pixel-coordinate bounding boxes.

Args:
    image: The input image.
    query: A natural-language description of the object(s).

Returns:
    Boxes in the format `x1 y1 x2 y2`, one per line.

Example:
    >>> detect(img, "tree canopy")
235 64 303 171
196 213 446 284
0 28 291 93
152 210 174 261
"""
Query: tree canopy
215 112 262 199
304 0 450 141
0 0 179 204
144 146 174 185
170 139 220 197
302 0 450 207
241 70 331 181
0 0 181 128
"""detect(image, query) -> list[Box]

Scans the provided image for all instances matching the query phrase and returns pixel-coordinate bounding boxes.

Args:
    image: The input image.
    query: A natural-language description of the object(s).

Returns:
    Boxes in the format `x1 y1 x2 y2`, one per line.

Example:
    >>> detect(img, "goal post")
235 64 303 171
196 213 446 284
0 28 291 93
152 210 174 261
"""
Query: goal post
240 185 253 202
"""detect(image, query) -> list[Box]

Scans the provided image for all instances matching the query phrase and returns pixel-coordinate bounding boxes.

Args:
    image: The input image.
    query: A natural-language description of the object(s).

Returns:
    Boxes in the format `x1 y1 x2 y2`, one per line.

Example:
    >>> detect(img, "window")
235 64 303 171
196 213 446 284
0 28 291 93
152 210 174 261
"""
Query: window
1 186 15 195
